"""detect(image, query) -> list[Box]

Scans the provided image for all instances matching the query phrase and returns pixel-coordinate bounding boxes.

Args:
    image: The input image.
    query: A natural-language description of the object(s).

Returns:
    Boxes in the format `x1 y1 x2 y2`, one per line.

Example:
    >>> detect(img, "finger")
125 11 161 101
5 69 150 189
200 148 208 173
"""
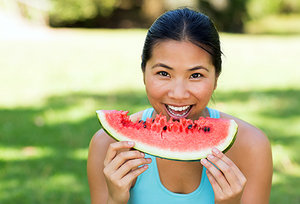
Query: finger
104 141 135 166
108 151 147 174
201 158 231 192
121 164 149 186
114 157 152 179
206 169 223 197
206 154 239 187
212 148 247 184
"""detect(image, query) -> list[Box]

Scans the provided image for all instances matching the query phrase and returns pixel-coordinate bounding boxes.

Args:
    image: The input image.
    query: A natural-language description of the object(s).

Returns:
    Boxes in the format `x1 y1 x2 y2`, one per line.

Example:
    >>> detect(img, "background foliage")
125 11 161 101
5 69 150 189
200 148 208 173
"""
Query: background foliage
49 0 300 32
1 0 300 32
49 0 117 26
198 0 300 32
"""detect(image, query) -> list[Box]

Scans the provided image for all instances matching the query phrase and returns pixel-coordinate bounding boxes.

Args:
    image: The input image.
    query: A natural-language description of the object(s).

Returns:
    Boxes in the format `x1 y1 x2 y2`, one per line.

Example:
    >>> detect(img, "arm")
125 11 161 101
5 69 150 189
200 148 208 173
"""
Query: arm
87 129 151 204
87 130 112 203
201 122 272 204
239 130 273 204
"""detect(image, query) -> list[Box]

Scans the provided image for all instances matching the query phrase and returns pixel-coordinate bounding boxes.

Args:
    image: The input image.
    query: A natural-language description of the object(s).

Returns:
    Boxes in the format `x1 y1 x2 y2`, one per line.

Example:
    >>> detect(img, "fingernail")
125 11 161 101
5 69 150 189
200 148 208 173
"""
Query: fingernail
208 154 214 160
201 159 207 164
128 141 135 146
212 148 220 154
140 152 145 157
146 158 152 163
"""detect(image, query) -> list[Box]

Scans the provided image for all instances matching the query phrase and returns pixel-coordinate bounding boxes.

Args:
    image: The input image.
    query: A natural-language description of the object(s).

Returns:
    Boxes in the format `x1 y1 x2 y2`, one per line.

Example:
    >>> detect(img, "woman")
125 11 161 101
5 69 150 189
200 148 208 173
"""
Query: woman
87 8 273 204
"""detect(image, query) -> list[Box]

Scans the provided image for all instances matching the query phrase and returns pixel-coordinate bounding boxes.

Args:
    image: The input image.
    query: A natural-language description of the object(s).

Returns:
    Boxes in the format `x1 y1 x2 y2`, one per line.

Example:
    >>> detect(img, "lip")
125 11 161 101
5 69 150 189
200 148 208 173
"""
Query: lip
164 104 193 119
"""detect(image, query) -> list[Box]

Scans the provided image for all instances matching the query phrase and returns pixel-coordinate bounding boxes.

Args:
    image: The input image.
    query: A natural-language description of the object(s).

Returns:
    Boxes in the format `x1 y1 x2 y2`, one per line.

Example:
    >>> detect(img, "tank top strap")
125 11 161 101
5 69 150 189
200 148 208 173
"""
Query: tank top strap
142 108 154 121
206 107 220 119
141 108 155 160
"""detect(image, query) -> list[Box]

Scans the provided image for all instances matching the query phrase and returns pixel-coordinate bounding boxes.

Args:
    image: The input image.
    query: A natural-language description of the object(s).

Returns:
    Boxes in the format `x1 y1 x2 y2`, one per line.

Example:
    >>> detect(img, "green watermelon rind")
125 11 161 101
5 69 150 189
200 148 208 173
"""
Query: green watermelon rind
96 110 238 161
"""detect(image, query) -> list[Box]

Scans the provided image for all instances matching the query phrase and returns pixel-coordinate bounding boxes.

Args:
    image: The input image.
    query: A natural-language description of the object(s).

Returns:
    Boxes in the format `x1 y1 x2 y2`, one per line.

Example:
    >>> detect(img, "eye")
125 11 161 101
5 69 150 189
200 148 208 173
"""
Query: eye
190 73 202 79
157 71 170 77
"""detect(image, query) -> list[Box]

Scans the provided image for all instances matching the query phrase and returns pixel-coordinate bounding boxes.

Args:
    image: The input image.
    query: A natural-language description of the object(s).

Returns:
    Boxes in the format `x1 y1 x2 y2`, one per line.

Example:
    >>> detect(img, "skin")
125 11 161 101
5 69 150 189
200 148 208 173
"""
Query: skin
87 40 273 204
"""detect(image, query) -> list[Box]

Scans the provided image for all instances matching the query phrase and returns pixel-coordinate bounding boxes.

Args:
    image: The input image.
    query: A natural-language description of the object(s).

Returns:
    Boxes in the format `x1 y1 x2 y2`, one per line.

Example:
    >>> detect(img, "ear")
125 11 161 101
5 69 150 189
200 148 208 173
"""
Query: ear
214 75 219 90
141 55 146 84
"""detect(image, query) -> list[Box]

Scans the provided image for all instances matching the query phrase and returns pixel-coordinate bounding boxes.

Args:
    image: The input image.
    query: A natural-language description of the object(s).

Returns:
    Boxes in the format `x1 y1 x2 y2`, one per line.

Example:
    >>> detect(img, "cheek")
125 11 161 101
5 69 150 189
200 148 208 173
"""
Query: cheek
145 77 166 100
191 81 215 101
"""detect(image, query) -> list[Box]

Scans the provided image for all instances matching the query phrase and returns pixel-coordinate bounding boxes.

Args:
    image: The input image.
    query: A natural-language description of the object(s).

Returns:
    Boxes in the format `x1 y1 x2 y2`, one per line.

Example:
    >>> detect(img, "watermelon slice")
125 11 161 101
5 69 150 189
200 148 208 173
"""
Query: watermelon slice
96 110 238 161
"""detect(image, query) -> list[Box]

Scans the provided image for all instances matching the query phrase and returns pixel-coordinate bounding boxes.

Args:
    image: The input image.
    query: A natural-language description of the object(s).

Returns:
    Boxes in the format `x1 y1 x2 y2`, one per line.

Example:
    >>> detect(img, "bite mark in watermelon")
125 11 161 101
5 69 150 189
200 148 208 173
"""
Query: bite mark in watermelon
96 110 238 161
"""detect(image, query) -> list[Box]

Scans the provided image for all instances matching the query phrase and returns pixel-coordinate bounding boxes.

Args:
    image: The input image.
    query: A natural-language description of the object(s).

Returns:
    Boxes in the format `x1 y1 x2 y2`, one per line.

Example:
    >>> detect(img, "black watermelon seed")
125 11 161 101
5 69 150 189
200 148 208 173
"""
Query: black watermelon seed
163 126 167 131
144 125 147 128
143 121 146 124
138 120 142 123
204 127 207 132
207 127 210 132
188 124 193 129
152 119 155 122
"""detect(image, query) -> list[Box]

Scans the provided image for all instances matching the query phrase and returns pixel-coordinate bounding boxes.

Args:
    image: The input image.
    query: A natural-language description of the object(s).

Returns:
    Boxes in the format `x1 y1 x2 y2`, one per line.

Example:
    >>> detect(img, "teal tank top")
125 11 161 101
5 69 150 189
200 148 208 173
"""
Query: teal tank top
128 107 220 204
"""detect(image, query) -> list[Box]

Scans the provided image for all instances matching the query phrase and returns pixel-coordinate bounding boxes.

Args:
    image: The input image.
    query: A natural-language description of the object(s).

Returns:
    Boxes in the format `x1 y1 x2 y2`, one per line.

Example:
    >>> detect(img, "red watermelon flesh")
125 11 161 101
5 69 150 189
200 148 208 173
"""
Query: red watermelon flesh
97 110 238 161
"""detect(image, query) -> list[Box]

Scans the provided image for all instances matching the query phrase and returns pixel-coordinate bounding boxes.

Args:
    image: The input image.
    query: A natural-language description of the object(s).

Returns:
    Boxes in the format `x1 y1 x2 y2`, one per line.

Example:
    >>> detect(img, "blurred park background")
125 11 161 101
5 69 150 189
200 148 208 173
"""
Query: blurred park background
0 0 300 203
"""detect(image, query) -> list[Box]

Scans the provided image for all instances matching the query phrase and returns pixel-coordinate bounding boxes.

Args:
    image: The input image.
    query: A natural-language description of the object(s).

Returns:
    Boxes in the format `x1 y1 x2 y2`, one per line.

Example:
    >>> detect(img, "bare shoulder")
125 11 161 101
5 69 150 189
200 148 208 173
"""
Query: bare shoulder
220 112 270 154
86 129 113 203
220 112 273 202
129 110 144 122
87 129 115 183
219 111 272 175
89 129 115 154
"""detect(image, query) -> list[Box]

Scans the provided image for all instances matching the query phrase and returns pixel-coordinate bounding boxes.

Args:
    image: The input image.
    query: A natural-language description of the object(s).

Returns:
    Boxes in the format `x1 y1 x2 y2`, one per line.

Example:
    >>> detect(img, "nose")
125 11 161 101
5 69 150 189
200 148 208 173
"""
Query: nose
168 79 190 100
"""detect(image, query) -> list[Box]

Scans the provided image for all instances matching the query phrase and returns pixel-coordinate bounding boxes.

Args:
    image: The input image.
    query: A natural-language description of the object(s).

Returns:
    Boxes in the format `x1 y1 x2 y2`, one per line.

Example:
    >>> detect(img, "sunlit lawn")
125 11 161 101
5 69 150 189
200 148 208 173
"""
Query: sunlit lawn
0 29 300 203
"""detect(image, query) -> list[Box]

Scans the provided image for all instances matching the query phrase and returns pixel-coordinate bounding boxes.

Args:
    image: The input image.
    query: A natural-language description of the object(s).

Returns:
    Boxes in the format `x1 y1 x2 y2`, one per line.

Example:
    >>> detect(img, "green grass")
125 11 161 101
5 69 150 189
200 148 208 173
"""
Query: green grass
0 29 300 203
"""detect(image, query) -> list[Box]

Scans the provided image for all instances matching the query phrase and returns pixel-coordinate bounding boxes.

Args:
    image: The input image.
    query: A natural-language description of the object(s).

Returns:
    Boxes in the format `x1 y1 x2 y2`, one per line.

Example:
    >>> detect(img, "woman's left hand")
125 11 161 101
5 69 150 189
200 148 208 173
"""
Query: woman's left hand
201 148 247 204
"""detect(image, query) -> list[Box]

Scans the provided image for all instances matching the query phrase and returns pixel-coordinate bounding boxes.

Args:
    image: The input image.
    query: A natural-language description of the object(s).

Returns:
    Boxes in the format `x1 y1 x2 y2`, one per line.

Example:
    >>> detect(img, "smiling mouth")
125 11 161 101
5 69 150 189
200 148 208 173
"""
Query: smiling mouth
165 104 193 119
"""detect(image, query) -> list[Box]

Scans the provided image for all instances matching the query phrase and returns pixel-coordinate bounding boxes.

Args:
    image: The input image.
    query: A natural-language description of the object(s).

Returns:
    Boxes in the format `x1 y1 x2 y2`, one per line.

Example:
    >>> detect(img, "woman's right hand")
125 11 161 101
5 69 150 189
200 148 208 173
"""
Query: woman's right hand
103 141 152 204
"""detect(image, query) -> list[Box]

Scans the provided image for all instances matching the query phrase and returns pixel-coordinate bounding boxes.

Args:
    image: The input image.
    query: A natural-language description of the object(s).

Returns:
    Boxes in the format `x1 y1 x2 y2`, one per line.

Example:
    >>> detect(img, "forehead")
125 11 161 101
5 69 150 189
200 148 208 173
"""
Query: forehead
149 40 214 68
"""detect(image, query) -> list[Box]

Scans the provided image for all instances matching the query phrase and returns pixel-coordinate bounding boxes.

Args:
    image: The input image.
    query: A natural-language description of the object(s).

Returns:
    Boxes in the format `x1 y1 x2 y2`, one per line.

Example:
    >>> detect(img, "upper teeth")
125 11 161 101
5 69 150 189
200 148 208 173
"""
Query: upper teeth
168 105 190 111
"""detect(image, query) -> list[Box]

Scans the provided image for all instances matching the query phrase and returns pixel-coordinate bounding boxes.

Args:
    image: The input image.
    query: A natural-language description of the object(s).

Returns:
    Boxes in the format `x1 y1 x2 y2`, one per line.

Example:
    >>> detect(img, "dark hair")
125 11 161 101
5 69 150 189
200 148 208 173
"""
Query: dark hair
141 8 222 76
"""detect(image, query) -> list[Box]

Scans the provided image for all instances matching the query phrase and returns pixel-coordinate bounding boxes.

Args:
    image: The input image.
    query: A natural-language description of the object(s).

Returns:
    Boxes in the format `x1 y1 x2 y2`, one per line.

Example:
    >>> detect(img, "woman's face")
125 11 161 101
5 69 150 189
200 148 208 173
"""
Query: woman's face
144 40 217 121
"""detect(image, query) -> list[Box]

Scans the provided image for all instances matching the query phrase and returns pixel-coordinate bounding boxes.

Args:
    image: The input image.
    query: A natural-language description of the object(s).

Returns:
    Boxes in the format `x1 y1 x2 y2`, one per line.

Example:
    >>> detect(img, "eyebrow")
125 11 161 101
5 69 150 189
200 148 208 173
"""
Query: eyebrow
151 63 209 72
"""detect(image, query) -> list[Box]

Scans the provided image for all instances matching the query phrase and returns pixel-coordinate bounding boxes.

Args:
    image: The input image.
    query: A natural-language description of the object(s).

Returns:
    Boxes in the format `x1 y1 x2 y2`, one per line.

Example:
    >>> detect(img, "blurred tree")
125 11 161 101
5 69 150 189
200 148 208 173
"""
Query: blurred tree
49 0 117 26
247 0 300 20
49 0 166 28
36 0 300 31
198 0 300 33
198 0 249 33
